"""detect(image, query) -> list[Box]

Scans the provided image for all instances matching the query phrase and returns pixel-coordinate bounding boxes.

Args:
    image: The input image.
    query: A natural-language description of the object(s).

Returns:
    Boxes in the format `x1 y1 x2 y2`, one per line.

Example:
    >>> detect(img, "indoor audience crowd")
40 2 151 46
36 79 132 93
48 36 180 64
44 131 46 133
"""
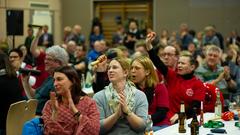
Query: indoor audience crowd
0 20 240 135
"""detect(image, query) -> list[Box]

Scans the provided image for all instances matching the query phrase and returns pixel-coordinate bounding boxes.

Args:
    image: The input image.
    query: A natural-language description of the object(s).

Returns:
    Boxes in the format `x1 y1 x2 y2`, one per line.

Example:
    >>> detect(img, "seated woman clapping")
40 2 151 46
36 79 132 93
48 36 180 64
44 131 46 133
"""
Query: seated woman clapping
93 57 148 135
131 56 170 131
41 66 100 135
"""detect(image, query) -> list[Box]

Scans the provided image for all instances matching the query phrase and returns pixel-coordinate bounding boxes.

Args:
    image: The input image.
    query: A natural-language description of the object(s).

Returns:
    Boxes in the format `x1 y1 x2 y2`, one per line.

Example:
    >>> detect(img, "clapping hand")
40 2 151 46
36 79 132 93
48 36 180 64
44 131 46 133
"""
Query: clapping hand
50 91 59 120
223 66 231 80
118 90 130 116
36 27 43 37
64 85 79 114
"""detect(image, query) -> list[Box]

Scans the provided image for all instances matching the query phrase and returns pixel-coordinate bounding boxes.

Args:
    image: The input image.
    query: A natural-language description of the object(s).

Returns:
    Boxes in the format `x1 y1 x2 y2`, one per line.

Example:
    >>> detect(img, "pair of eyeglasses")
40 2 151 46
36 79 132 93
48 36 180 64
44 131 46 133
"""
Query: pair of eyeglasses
160 53 176 57
9 56 20 59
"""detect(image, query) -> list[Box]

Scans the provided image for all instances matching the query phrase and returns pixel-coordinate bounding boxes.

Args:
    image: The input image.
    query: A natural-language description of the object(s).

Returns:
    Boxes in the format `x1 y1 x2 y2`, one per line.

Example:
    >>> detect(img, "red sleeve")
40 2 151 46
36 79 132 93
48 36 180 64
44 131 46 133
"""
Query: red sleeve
75 98 100 135
36 52 46 69
42 98 100 135
42 101 73 135
193 79 206 101
166 68 177 84
155 83 169 108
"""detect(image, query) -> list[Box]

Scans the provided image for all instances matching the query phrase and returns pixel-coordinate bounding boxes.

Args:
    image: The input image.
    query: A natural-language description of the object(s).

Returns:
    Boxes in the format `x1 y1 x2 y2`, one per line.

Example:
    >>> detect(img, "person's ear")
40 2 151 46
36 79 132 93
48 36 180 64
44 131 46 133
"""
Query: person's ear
124 70 129 77
190 64 195 71
145 70 150 76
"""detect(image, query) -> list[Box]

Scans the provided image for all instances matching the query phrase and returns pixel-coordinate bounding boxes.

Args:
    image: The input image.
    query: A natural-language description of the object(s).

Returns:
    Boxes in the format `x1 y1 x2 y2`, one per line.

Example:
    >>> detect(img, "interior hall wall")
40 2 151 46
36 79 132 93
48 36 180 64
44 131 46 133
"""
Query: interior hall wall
153 0 240 37
61 0 92 46
0 0 62 48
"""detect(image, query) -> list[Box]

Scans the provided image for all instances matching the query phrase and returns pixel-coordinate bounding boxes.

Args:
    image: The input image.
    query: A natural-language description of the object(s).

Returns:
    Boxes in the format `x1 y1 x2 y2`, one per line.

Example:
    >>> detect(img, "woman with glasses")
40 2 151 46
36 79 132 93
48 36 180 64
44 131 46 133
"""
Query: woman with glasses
0 52 22 135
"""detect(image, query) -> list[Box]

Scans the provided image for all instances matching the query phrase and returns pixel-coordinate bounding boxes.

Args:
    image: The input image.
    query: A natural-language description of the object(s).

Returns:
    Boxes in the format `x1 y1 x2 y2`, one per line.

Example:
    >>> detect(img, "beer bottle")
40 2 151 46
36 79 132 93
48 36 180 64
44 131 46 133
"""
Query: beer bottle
178 101 186 133
81 73 85 89
190 107 199 135
199 101 204 126
214 90 222 118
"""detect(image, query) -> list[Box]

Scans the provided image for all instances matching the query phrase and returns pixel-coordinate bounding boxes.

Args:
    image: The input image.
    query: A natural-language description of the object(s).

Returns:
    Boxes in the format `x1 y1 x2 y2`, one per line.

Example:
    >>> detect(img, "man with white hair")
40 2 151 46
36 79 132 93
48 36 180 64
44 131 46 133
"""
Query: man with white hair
195 45 236 100
66 40 77 64
22 30 69 115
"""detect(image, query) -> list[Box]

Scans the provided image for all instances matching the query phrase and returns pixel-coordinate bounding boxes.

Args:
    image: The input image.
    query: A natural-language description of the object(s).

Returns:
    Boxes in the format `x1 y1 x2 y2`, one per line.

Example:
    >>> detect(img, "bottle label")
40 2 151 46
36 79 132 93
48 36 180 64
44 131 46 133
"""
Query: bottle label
214 105 222 117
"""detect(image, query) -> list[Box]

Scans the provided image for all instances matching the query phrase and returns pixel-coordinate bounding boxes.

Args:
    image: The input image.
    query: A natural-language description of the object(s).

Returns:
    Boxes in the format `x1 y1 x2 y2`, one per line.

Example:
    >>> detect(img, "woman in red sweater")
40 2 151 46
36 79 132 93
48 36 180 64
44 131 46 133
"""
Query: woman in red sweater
146 32 206 124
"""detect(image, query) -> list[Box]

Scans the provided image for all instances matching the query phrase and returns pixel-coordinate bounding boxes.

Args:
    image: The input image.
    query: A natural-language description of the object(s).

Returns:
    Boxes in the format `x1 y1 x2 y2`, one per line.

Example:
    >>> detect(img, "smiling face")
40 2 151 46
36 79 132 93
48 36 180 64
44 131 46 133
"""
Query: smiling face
53 72 73 95
130 60 148 85
107 60 127 83
177 56 195 75
206 50 221 69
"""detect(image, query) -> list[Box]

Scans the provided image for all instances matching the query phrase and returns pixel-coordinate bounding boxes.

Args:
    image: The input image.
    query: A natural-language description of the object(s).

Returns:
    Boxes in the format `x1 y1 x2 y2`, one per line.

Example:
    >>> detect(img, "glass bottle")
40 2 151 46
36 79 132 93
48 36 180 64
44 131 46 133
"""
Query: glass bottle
81 73 85 89
199 101 204 126
178 101 186 133
214 90 222 118
190 107 199 135
145 115 153 135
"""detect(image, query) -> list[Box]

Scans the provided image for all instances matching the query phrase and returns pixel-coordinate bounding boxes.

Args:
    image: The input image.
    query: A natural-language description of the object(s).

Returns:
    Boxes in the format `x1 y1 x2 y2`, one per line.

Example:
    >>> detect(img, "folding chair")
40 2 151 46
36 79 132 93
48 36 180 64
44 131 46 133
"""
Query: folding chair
6 99 38 135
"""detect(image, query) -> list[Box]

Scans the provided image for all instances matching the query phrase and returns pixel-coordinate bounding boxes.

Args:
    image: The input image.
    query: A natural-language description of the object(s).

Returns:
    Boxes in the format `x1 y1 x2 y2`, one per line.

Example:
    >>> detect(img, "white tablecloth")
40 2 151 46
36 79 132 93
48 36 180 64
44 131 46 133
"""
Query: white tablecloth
154 113 240 135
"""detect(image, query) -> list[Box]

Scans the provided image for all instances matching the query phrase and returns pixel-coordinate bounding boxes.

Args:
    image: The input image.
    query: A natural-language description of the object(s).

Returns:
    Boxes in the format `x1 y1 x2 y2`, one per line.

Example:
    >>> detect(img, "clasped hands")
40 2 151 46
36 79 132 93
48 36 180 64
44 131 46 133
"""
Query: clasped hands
115 90 131 118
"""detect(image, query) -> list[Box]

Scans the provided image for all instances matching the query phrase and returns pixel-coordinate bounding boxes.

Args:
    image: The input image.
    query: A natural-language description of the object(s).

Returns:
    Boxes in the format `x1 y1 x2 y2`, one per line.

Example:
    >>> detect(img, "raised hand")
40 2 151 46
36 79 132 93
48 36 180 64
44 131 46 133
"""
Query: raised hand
21 72 30 83
50 91 59 120
50 92 58 111
94 55 108 72
63 85 79 114
223 66 231 80
145 32 156 50
36 27 43 37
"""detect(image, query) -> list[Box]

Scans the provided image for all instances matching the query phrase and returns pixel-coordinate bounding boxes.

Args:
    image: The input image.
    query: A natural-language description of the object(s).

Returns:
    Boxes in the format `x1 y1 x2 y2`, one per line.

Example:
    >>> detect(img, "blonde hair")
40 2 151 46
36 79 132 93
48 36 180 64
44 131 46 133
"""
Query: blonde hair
107 48 124 58
131 56 159 88
206 45 222 55
113 57 134 85
114 57 131 72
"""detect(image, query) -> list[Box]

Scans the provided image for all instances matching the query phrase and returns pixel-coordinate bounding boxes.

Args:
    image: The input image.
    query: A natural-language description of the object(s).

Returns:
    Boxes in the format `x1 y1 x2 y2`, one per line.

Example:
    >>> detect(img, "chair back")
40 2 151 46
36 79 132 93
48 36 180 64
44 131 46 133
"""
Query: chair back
6 99 38 135
24 99 38 121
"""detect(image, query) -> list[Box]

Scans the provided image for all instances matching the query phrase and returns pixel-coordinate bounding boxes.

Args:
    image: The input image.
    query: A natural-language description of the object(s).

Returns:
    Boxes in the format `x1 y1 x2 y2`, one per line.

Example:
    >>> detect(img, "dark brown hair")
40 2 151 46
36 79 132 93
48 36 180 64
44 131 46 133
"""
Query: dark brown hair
54 66 86 104
0 52 17 77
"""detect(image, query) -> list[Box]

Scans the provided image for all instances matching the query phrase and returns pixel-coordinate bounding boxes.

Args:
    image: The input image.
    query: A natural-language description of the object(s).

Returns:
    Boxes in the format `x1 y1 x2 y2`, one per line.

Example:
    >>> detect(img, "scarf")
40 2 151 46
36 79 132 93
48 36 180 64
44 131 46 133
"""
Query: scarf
105 81 136 114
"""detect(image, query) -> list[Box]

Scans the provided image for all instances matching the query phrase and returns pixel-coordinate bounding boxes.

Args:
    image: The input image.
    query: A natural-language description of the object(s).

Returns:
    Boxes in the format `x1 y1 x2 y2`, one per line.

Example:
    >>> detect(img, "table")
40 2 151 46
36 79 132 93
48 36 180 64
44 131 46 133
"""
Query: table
154 113 240 135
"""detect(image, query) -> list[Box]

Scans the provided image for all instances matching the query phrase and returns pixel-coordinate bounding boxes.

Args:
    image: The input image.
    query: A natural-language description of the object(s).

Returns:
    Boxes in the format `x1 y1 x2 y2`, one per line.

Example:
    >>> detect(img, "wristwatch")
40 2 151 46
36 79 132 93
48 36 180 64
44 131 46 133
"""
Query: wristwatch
73 111 81 120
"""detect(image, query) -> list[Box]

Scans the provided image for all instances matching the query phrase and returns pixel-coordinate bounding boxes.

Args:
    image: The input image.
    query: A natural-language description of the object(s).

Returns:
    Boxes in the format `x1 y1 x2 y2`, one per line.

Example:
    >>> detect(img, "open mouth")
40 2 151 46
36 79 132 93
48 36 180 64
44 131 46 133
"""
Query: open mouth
178 68 182 72
131 75 136 79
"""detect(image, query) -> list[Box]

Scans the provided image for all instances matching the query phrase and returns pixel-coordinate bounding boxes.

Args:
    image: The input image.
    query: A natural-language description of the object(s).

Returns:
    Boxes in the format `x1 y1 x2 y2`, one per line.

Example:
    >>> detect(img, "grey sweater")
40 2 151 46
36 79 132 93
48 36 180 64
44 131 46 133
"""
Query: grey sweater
93 89 148 135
